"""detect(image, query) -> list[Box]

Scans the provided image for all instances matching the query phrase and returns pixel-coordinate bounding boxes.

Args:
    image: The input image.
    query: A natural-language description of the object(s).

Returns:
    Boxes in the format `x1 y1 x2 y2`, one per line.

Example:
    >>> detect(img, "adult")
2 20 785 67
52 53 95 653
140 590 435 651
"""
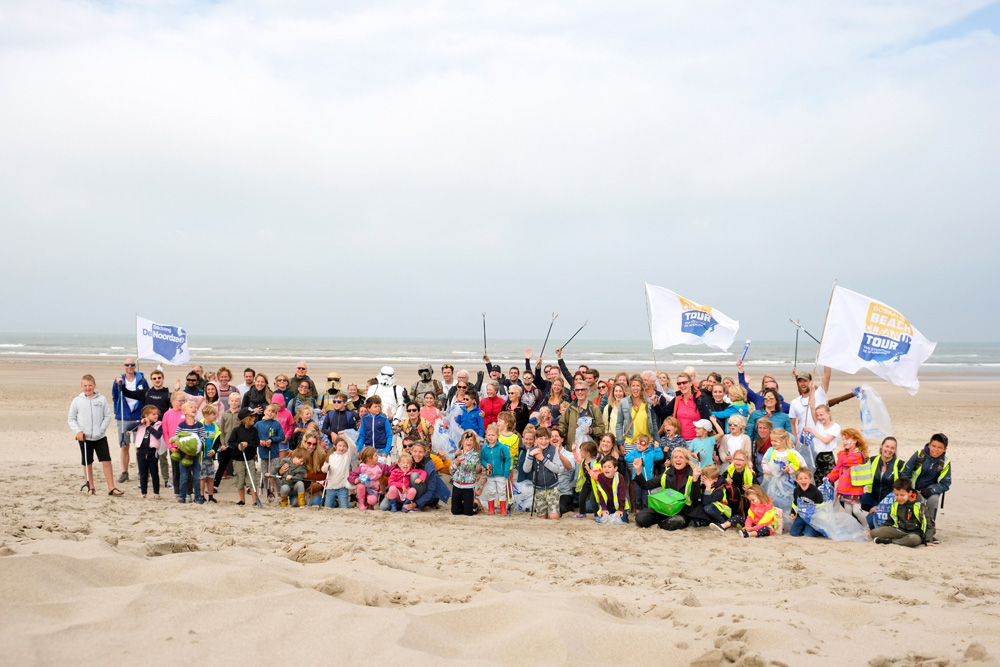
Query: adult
273 374 294 404
235 368 256 398
120 367 169 419
559 379 606 445
445 376 472 411
750 416 774 478
658 372 711 443
804 398 841 480
408 441 452 510
70 374 121 495
398 401 432 441
301 434 327 506
481 355 510 400
241 373 273 421
318 372 343 415
902 433 951 544
861 436 903 512
291 362 318 399
197 382 224 422
508 365 521 386
746 389 792 443
111 358 148 484
215 367 239 404
705 384 730 433
480 381 505 429
735 360 789 412
345 383 364 412
191 365 208 391
367 366 406 422
616 375 657 453
788 370 827 445
502 384 531 434
524 348 570 399
634 448 708 530
581 368 601 404
410 364 443 406
641 371 668 411
288 379 319 422
657 371 675 397
440 364 457 400
602 382 627 441
175 370 204 401
519 370 542 412
541 378 568 422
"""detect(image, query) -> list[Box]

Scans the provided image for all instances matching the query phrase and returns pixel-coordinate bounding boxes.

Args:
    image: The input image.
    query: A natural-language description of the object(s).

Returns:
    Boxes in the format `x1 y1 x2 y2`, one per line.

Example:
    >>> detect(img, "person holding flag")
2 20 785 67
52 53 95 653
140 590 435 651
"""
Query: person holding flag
112 358 148 484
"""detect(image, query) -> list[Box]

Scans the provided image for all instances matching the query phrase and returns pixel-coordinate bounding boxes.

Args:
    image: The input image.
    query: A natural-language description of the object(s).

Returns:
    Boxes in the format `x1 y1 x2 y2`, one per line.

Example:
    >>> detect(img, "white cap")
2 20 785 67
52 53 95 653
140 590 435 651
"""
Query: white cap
694 419 714 432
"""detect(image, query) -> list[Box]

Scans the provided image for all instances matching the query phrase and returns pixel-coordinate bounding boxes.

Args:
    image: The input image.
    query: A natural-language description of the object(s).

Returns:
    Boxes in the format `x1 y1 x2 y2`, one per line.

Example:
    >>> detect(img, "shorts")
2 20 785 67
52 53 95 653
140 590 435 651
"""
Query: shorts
116 419 139 448
200 458 216 480
234 458 258 489
481 477 507 502
533 487 560 515
79 437 111 465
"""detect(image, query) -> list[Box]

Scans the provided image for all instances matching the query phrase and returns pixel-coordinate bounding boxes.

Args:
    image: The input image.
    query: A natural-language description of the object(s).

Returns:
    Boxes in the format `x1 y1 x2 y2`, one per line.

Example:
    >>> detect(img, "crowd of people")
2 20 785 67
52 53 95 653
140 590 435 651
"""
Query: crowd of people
67 350 952 546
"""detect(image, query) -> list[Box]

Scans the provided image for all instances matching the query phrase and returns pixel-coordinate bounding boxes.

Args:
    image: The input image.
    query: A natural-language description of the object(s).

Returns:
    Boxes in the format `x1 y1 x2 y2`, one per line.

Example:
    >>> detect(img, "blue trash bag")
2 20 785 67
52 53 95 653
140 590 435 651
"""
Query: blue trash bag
870 491 896 527
511 480 534 512
795 497 818 522
853 385 893 440
819 479 837 503
432 418 457 457
764 461 796 518
796 434 817 472
806 500 868 542
595 513 626 526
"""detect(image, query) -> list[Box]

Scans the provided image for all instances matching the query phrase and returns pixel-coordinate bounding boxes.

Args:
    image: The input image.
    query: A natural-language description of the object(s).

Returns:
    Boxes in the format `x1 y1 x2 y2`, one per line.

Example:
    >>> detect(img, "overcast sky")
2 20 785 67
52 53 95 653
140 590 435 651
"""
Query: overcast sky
2 1 998 343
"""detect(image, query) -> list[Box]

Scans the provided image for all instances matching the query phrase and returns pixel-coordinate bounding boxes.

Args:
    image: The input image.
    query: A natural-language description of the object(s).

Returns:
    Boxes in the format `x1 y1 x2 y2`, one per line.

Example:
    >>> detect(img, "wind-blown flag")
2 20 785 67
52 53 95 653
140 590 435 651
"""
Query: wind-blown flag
136 316 190 365
817 286 936 395
645 284 739 351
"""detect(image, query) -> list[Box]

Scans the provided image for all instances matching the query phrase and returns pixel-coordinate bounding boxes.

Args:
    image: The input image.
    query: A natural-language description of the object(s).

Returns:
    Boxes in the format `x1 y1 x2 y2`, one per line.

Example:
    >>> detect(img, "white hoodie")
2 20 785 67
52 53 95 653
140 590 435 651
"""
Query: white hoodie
68 391 113 440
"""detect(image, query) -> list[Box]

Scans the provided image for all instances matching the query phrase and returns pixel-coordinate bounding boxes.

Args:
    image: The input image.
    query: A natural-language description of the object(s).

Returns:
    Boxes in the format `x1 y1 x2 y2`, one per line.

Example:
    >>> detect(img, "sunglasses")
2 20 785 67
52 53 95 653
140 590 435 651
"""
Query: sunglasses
407 408 418 412
296 367 306 370
124 363 135 367
676 380 689 386
457 384 468 389
333 400 344 404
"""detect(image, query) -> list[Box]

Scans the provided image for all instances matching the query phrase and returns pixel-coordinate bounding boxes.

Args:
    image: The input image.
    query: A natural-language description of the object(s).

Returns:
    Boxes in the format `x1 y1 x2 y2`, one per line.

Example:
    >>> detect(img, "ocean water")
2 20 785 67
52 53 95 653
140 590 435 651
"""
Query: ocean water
1 333 998 377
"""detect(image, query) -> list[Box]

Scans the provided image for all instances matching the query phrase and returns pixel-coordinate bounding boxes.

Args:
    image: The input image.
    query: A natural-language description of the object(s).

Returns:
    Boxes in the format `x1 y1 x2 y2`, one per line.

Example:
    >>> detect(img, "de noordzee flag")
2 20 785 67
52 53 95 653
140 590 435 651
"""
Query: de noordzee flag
136 316 190 365
645 284 739 351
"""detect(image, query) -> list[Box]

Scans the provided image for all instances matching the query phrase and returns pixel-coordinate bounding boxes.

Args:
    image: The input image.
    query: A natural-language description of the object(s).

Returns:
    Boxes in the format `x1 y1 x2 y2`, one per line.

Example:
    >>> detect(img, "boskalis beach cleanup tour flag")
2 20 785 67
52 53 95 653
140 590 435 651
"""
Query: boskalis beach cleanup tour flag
645 284 739 351
136 316 190 365
817 286 936 395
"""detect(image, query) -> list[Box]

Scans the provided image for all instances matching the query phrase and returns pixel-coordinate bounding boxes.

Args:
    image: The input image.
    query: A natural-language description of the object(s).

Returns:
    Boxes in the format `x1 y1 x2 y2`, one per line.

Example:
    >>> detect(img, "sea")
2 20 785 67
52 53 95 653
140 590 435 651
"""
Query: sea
1 333 998 379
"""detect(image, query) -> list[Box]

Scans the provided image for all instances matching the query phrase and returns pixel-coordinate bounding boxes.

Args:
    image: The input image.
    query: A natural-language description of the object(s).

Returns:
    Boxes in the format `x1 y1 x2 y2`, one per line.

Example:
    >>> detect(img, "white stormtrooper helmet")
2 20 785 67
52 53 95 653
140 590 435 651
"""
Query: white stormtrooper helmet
377 366 395 387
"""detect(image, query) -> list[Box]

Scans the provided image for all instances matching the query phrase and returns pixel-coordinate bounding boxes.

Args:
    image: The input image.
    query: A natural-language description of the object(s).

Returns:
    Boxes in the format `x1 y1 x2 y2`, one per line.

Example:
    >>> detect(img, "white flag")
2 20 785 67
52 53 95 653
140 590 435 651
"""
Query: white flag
136 316 190 366
817 286 936 395
645 284 739 351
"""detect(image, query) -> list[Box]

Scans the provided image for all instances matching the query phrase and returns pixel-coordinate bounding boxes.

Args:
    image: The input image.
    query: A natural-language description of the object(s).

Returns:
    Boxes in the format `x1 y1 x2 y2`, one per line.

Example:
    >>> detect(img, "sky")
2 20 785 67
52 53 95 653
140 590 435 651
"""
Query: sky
1 0 998 344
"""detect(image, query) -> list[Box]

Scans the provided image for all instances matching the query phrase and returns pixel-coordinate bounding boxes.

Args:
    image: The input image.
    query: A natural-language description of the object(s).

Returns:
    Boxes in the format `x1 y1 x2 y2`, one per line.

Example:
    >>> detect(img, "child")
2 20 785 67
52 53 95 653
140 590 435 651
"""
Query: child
523 427 569 520
272 393 295 445
762 428 805 477
199 404 220 503
689 419 720 468
903 433 951 545
479 424 511 515
321 393 357 444
700 465 734 532
289 405 317 450
387 452 427 512
724 451 755 519
348 446 391 511
573 439 599 518
825 427 869 527
160 391 187 491
356 396 393 459
711 385 751 432
595 457 629 522
659 417 686 461
550 429 577 515
215 392 243 492
255 404 285 499
789 468 824 538
718 414 752 470
516 425 536 483
271 447 308 507
321 437 354 509
871 479 927 548
228 407 260 506
129 405 162 498
173 401 206 504
455 390 485 437
68 374 119 496
497 411 520 485
624 434 664 511
742 485 777 538
420 391 442 424
450 430 482 516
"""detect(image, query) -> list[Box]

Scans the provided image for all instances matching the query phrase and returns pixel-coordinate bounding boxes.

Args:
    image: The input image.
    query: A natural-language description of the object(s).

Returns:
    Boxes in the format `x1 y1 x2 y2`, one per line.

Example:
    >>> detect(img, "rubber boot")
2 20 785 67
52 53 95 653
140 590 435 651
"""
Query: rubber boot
499 501 508 516
488 500 496 515
280 496 288 507
390 498 399 512
297 493 306 508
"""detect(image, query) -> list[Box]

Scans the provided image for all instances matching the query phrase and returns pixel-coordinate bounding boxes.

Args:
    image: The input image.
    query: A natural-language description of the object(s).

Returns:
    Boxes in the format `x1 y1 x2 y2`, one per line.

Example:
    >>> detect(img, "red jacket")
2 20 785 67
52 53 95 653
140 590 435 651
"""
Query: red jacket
480 396 505 428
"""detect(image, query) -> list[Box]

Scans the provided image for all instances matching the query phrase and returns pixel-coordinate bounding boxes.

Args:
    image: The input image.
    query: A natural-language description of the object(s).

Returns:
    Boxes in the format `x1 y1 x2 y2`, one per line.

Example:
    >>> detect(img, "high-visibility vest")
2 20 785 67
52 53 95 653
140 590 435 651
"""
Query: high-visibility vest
660 471 693 506
890 501 926 534
863 456 903 493
594 473 630 512
709 483 732 518
725 464 754 489
911 455 950 487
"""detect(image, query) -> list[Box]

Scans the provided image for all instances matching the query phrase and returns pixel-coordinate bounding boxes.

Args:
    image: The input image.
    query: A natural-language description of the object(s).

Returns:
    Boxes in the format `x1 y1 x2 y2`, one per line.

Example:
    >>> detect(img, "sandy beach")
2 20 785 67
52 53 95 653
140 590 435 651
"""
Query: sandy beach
1 358 998 667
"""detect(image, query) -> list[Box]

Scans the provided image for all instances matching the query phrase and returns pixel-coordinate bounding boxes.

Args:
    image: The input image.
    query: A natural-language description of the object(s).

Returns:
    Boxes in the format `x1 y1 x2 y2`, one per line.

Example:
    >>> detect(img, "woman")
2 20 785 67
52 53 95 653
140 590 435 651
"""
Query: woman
602 382 627 443
615 375 657 453
656 371 675 398
634 448 708 530
301 432 327 505
196 382 223 422
480 381 505 429
659 372 710 442
408 441 451 510
398 401 432 440
241 374 272 421
273 374 294 404
751 416 773 478
502 385 531 434
804 402 841 480
861 436 902 511
287 379 319 422
216 367 239 403
746 389 791 442
543 378 567 422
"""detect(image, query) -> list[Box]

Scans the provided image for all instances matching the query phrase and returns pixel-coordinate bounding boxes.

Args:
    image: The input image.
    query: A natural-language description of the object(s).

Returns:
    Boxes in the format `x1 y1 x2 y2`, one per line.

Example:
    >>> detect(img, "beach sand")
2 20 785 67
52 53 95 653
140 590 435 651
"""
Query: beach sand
1 359 998 666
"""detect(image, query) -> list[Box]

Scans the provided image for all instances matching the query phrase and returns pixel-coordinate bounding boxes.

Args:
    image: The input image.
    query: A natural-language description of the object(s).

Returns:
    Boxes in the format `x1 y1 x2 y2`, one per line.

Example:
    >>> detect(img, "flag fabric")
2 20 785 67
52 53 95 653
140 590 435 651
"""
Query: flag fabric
645 284 739 351
816 286 936 395
136 316 190 365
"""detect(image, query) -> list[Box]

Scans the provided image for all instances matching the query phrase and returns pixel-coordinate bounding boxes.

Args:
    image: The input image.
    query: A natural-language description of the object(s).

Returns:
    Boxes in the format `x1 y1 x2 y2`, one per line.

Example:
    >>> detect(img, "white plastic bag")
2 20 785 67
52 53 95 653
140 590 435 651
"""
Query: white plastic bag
575 416 594 446
595 513 626 526
511 480 534 512
764 461 795 519
807 500 868 542
432 418 457 457
854 385 893 440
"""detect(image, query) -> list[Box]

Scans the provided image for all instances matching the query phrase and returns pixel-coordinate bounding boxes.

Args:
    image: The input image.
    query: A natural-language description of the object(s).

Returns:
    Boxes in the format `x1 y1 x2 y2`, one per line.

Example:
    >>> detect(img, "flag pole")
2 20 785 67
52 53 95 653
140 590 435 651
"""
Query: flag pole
812 280 838 380
644 283 660 375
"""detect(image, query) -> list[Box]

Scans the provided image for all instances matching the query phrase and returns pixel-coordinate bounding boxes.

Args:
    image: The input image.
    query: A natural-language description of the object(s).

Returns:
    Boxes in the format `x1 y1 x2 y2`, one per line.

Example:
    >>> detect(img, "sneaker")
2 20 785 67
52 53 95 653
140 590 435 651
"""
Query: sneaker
134 485 141 491
117 472 129 483
195 498 206 505
574 513 586 519
711 523 727 533
178 498 186 504
213 485 219 493
237 500 245 506
741 529 750 538
165 481 173 489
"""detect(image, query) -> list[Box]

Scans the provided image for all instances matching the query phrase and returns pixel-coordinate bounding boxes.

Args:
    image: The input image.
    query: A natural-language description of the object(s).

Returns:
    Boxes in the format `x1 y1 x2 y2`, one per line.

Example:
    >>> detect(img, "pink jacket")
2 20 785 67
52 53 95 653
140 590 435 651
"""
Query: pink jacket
827 449 866 496
135 421 165 455
348 462 390 494
271 394 295 439
388 465 427 491
162 408 183 444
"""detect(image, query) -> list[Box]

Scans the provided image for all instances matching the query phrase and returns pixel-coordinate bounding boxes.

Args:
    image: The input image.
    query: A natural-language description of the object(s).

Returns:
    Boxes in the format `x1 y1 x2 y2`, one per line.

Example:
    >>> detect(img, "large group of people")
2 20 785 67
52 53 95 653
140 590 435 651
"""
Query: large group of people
67 350 952 546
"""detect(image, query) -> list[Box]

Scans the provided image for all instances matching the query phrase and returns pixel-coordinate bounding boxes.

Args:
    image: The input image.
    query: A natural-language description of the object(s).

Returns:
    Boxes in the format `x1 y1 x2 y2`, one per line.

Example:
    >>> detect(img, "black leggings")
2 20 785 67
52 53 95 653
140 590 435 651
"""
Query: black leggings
635 508 691 530
136 449 160 495
451 487 476 516
214 448 233 488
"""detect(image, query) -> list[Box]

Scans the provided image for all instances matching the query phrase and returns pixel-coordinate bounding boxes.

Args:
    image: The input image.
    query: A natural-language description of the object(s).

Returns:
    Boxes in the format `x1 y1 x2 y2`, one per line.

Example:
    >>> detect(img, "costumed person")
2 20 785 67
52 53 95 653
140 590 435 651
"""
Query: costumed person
367 366 406 424
318 372 343 415
410 364 442 407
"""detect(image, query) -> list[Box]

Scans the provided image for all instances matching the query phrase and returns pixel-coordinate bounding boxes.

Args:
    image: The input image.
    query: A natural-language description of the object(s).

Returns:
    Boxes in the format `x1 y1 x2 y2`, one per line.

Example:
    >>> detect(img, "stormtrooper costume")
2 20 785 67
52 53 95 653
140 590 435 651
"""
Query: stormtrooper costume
366 366 407 423
409 364 442 404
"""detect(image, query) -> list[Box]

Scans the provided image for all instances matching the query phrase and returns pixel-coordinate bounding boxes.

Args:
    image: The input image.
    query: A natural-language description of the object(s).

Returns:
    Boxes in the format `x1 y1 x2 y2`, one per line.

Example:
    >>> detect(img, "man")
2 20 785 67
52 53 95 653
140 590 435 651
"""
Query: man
440 364 456 400
481 355 509 400
524 348 571 399
508 365 521 386
236 368 256 398
559 380 606 446
178 371 204 401
292 362 318 399
583 368 601 404
111 358 148 483
192 365 208 391
520 371 542 411
789 370 828 445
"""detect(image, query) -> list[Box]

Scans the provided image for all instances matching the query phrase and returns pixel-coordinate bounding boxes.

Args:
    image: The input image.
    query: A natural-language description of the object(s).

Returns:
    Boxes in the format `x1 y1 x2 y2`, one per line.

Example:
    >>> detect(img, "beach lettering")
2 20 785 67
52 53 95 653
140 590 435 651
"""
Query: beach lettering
858 303 911 363
679 297 718 337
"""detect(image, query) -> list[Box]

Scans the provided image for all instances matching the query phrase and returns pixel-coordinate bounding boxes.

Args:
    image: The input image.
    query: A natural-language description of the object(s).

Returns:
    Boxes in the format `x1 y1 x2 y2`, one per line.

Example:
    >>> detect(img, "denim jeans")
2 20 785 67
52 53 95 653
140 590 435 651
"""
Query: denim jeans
704 504 730 525
177 460 203 502
324 487 351 509
790 516 822 537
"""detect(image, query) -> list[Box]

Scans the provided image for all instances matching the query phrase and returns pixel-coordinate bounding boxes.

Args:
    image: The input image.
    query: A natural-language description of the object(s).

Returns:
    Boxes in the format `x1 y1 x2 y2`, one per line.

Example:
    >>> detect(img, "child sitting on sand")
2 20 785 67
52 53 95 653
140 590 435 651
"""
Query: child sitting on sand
595 457 629 523
701 465 733 532
349 446 391 511
742 485 776 538
270 448 308 508
724 450 755 519
624 434 664 511
386 452 426 512
790 468 824 538
573 439 600 518
321 437 353 509
871 478 927 548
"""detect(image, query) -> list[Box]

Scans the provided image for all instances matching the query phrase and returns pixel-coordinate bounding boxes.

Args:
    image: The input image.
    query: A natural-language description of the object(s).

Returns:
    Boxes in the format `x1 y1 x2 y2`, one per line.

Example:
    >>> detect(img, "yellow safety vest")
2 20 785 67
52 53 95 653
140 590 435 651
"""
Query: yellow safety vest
725 464 754 488
660 471 693 506
890 501 926 533
864 456 903 493
911 456 950 486
594 473 631 512
709 483 732 518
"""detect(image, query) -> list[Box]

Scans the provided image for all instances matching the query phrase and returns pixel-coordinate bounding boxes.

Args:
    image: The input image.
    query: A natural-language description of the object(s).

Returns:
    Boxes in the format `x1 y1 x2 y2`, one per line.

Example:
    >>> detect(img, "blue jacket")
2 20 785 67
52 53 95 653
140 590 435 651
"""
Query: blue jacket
415 459 451 507
624 445 664 479
480 442 512 478
321 409 357 439
746 409 792 441
903 446 952 496
455 405 484 437
111 372 149 421
738 372 789 413
356 413 392 453
254 419 284 458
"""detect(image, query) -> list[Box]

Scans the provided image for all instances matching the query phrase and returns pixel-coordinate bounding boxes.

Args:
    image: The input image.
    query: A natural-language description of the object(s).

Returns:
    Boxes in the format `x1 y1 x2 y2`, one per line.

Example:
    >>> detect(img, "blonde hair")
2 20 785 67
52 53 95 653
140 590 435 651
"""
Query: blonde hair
727 414 746 431
485 423 499 436
397 452 414 469
728 385 747 402
358 446 377 464
201 404 218 418
770 428 792 449
746 484 770 505
497 412 515 430
701 464 720 480
294 405 313 421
